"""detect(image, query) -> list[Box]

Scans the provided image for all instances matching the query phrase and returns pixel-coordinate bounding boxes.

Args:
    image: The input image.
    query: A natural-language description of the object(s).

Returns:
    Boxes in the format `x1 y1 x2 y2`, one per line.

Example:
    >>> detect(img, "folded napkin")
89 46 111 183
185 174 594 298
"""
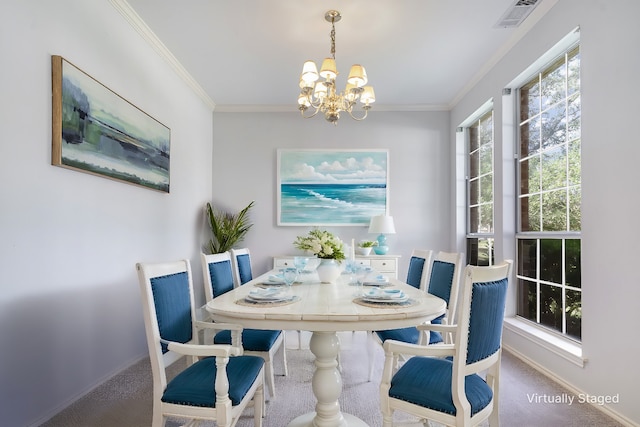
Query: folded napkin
363 288 405 300
248 288 287 300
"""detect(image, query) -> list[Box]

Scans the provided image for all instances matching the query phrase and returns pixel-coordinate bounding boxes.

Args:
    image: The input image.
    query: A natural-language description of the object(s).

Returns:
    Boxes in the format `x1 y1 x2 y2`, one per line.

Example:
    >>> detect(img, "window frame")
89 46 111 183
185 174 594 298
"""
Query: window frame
514 42 581 342
462 102 496 267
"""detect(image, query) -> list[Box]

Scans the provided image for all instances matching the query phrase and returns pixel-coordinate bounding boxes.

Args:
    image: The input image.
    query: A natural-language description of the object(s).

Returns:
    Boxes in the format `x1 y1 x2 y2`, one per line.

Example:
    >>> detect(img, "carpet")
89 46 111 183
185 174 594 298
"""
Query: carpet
41 331 624 427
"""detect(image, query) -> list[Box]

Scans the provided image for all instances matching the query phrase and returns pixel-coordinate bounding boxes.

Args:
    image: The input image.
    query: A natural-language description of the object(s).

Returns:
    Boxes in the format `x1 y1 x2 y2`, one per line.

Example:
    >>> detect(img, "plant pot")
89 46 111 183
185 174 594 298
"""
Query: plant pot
316 259 341 284
357 247 372 256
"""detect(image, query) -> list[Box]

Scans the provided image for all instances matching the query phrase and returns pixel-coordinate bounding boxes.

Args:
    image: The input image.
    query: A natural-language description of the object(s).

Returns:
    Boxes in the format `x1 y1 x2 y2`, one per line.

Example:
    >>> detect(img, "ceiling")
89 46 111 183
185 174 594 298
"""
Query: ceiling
124 0 554 112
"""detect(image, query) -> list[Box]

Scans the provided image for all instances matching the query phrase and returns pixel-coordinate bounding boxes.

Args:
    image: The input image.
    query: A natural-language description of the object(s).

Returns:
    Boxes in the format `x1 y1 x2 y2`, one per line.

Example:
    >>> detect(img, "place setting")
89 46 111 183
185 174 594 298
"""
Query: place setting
353 286 416 307
254 266 302 288
239 267 301 306
237 287 300 306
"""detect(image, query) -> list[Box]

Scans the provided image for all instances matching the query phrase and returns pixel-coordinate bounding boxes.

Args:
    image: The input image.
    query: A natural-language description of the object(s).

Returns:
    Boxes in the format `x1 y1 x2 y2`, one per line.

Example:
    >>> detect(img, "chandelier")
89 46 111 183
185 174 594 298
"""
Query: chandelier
297 10 375 124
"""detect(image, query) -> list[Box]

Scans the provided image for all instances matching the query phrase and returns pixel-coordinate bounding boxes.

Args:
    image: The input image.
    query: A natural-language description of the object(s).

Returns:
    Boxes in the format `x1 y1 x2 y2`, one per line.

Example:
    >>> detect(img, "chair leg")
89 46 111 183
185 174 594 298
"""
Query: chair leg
366 331 375 382
152 408 165 427
281 335 288 376
254 382 264 427
381 411 394 427
264 359 276 399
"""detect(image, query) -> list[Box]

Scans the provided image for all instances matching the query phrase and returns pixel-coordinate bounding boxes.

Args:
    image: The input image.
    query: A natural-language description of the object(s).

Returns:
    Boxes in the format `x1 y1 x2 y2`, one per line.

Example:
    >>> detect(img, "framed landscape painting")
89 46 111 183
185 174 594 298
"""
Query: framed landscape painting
51 55 170 192
277 149 389 226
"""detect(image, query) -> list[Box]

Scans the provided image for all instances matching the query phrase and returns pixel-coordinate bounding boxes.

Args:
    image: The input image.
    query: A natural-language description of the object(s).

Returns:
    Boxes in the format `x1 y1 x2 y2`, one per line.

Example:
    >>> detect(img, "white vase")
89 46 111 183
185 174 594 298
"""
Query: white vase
316 259 341 284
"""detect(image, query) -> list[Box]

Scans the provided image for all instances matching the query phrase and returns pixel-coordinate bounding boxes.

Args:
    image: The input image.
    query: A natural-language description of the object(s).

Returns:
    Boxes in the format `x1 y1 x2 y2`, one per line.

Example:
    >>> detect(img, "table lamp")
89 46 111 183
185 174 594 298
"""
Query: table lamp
368 215 396 255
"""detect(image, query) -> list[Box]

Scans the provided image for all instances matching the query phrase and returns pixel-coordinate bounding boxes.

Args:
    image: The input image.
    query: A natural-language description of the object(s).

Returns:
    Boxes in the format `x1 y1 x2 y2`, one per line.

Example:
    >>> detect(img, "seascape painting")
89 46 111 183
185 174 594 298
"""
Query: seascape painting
51 56 170 192
277 149 389 226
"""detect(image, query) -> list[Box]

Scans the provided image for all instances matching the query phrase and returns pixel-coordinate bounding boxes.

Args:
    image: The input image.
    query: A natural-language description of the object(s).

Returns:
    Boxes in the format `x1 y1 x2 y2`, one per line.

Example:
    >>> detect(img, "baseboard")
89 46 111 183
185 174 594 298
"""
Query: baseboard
28 353 149 427
503 345 638 427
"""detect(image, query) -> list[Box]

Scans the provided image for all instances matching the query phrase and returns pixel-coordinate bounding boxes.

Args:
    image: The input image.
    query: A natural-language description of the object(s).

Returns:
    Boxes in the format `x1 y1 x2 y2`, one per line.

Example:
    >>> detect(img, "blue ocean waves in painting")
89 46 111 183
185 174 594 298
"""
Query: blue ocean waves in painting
281 183 386 224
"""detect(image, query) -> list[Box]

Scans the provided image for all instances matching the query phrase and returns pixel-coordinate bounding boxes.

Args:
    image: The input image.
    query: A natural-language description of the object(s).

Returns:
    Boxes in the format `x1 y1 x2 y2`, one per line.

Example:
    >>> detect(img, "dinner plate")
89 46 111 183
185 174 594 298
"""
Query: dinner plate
246 288 289 301
362 275 389 286
362 288 408 303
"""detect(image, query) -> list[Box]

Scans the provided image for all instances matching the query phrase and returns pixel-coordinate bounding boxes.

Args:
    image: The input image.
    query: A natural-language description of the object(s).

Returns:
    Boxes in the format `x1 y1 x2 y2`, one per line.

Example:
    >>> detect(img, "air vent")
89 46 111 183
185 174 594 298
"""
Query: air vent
494 0 541 28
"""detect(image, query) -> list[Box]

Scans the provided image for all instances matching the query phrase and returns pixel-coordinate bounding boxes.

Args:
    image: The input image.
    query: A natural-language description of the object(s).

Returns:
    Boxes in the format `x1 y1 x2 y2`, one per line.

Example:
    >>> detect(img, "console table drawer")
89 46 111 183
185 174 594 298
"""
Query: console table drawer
371 259 396 273
273 258 294 268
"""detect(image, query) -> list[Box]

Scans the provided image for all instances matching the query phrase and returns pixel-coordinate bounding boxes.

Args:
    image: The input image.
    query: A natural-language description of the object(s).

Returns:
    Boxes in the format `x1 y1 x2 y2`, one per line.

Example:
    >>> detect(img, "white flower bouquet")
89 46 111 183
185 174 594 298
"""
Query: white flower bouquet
293 229 346 261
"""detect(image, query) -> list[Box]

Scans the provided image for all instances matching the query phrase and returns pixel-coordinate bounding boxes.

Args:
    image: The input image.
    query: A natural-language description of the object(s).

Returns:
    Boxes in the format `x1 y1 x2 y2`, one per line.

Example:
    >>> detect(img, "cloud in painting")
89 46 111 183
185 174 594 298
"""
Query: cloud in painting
282 153 387 184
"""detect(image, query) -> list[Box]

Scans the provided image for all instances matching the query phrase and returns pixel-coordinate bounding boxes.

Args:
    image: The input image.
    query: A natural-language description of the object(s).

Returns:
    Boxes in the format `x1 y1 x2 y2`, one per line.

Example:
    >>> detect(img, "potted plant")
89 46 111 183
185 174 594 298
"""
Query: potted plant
205 201 254 254
357 240 377 256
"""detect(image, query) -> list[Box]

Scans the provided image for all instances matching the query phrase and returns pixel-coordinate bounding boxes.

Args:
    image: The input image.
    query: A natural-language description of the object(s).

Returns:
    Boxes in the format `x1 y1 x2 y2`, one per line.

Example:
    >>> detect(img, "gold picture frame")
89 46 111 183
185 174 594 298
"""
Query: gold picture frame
52 55 170 192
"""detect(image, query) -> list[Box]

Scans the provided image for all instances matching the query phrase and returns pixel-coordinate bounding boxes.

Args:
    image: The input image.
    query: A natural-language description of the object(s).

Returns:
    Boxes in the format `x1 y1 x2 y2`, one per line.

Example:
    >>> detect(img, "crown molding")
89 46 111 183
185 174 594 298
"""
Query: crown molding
213 104 451 113
109 0 216 111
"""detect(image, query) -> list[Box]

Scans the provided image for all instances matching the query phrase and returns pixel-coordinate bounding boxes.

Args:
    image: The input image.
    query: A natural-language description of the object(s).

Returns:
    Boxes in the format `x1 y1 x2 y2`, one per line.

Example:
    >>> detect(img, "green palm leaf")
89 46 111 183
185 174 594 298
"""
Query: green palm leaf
206 201 254 254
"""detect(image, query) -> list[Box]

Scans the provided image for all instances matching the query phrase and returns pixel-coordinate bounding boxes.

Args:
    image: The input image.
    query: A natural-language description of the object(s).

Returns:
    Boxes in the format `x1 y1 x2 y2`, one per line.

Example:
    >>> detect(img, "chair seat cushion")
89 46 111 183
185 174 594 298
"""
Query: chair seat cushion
376 315 445 345
428 314 445 345
214 329 281 351
376 327 420 345
389 356 492 416
162 355 263 407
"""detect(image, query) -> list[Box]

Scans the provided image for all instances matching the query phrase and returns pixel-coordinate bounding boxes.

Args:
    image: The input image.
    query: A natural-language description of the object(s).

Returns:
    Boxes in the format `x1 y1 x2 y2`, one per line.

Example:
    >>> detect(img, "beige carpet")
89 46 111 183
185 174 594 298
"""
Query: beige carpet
41 331 623 427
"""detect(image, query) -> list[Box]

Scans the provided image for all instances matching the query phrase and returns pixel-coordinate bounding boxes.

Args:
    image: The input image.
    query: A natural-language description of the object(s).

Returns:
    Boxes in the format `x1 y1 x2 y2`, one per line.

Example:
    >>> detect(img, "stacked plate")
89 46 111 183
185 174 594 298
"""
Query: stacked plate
246 287 291 303
362 288 408 303
362 275 390 287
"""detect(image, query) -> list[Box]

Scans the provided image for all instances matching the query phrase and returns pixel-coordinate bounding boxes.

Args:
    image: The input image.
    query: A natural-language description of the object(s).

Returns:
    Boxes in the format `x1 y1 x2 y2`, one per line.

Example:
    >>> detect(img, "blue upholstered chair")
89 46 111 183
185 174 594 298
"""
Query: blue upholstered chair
369 251 463 381
230 247 253 288
201 252 287 400
405 249 434 291
379 261 513 427
136 259 264 427
366 249 433 380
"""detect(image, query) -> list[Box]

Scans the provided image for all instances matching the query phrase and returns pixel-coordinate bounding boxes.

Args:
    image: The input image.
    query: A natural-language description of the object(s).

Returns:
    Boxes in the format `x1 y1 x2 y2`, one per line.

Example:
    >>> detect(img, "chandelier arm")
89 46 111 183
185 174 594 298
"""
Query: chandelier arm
301 106 321 119
346 108 369 121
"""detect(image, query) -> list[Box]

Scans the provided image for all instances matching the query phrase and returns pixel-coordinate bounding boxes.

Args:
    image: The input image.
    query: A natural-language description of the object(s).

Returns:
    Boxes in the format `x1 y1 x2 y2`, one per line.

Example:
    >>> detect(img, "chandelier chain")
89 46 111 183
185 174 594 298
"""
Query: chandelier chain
330 19 336 60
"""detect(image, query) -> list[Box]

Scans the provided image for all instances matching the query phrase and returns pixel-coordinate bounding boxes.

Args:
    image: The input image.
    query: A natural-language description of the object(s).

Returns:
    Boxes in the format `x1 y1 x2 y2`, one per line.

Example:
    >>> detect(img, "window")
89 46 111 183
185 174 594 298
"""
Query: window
516 46 581 341
467 110 495 266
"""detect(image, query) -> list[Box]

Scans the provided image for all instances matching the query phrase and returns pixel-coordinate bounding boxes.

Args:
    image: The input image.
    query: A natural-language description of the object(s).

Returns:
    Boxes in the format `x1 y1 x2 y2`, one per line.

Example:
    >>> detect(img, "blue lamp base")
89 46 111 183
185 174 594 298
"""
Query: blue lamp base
374 234 389 255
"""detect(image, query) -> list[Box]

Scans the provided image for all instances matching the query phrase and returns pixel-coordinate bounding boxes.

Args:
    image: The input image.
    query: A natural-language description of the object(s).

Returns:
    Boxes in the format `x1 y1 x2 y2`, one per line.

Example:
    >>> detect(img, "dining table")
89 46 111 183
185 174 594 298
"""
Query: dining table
205 267 446 427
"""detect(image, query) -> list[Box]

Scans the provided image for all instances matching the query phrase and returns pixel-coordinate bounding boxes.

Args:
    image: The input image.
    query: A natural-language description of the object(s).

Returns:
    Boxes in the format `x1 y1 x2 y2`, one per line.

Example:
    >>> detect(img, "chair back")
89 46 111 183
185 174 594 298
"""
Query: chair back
136 260 197 392
137 259 265 426
406 249 434 290
201 252 235 301
427 251 464 324
230 248 253 287
454 261 512 372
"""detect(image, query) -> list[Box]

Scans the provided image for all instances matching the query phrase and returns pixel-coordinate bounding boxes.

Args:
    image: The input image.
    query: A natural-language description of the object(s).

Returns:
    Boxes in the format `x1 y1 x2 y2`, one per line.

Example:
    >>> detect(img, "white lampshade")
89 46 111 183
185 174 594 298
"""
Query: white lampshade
299 77 314 90
298 93 311 107
368 215 396 234
301 60 319 83
347 64 367 87
344 83 358 102
314 81 328 99
319 58 337 80
360 86 375 104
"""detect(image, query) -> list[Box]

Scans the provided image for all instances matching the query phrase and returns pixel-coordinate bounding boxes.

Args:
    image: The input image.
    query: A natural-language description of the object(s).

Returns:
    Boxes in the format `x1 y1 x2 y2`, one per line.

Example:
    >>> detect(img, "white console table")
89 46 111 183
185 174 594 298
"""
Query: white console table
273 254 401 279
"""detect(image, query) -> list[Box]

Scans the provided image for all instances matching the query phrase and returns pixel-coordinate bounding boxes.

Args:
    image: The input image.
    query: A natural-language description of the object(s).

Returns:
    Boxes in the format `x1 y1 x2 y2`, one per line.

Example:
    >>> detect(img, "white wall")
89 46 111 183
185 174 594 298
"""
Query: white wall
0 1 213 426
211 111 452 278
451 0 640 424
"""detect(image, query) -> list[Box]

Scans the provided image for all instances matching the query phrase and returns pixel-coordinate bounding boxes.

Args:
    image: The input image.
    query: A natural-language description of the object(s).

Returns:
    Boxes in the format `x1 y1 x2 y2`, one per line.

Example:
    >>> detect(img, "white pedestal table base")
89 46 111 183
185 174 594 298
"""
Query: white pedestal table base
286 331 370 427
